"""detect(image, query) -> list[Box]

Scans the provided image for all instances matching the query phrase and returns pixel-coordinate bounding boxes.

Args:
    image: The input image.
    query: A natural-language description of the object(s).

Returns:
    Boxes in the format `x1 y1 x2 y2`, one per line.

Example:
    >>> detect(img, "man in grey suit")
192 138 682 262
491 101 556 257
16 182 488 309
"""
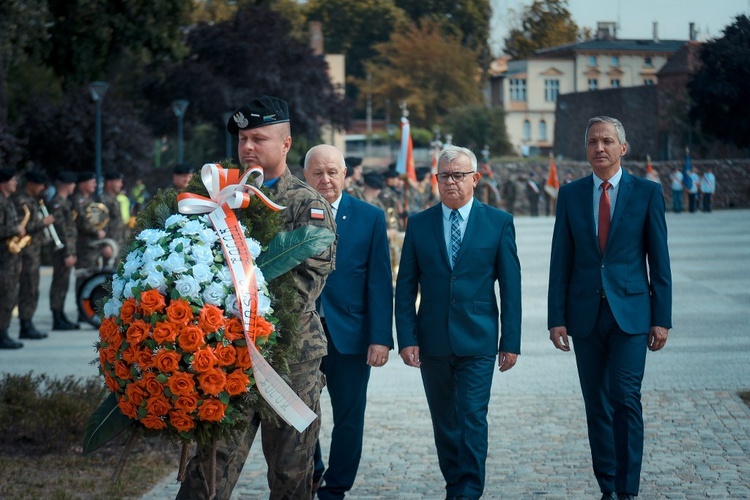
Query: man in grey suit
395 145 522 500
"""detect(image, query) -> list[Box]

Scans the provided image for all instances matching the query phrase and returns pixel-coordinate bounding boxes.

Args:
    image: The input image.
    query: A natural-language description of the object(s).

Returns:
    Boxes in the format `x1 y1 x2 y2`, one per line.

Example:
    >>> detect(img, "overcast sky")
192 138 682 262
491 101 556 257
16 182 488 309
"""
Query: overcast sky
490 0 749 54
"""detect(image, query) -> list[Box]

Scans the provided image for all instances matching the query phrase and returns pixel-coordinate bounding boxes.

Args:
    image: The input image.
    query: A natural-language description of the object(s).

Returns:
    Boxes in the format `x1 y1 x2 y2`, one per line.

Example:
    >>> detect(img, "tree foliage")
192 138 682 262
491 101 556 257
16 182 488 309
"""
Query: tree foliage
689 15 750 150
363 20 483 129
503 0 586 59
443 105 512 155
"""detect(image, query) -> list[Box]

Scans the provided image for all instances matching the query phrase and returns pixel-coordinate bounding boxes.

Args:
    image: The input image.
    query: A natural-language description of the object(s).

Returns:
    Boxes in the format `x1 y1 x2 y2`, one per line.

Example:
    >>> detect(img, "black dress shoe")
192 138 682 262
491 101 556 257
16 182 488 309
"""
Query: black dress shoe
600 493 617 500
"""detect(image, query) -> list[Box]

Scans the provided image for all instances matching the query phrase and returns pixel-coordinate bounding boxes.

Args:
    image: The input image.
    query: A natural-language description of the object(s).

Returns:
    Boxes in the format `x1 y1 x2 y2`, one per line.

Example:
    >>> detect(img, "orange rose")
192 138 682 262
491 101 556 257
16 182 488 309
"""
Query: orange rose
225 370 250 396
236 346 252 370
145 394 171 417
153 349 181 373
254 316 274 340
197 368 226 396
141 414 167 430
192 347 218 373
140 373 164 396
103 343 118 364
198 304 225 334
126 383 148 406
214 344 237 367
224 318 244 342
174 393 199 413
126 319 151 345
168 371 196 396
197 398 226 422
98 349 108 369
104 374 120 393
121 344 140 364
135 348 154 370
169 409 195 433
118 398 138 419
114 361 132 381
100 317 120 343
120 298 140 324
140 289 167 316
178 325 205 352
153 321 179 344
166 299 194 326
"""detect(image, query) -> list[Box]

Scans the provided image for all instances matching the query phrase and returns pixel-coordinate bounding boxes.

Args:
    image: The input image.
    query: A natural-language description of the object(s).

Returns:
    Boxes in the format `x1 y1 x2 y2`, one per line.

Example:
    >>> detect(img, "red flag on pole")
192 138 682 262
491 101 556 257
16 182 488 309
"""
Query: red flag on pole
544 152 560 198
396 117 417 182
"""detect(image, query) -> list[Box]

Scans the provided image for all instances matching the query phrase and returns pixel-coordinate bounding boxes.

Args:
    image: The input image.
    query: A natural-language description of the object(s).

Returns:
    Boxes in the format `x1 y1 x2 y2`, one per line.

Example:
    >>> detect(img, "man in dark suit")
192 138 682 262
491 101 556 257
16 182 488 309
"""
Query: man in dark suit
548 116 672 500
303 144 393 499
395 145 522 500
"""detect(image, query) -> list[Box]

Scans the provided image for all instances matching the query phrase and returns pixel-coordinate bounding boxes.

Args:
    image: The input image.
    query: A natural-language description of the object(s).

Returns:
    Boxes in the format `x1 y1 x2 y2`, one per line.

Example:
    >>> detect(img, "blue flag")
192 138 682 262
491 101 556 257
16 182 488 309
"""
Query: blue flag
682 148 693 190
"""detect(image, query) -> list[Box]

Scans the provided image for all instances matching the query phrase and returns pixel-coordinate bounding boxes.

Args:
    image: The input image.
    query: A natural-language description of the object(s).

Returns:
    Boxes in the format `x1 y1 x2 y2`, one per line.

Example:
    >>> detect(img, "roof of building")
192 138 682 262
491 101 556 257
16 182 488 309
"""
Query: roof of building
657 41 703 77
534 38 687 58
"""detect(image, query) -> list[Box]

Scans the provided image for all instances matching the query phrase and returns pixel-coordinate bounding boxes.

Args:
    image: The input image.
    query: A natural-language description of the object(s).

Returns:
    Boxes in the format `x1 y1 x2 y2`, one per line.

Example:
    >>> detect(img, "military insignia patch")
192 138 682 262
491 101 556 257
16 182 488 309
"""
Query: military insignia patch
310 208 325 220
233 111 249 128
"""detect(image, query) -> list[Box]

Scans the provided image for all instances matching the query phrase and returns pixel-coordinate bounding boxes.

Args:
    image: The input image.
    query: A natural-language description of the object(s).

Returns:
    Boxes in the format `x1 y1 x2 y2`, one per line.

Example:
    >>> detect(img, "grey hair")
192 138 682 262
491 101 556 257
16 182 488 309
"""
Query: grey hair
584 116 627 145
438 145 478 172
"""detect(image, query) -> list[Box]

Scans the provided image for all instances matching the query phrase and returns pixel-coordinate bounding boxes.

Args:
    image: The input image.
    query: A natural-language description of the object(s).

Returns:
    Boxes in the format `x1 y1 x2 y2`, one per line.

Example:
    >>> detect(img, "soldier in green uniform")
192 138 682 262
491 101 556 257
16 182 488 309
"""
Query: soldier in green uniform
0 168 25 349
14 170 54 340
361 172 386 212
177 95 336 500
101 171 126 261
49 171 79 330
343 156 364 200
72 171 112 295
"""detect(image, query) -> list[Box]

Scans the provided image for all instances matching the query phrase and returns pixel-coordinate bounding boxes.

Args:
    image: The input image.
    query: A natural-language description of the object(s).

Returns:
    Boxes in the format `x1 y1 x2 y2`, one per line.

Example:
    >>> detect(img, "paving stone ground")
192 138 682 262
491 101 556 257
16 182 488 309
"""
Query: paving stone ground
3 209 748 499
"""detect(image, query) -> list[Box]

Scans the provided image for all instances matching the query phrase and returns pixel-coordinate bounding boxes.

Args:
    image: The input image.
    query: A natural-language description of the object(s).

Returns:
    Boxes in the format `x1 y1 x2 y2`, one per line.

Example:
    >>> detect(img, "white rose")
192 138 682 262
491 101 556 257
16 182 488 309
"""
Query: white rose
191 263 214 283
168 237 193 254
224 293 240 317
143 272 168 294
137 229 168 245
122 254 143 279
180 219 204 236
254 267 266 288
111 276 126 300
257 292 272 316
142 244 166 263
198 228 219 246
246 238 262 259
202 282 228 306
215 266 234 286
162 253 188 274
165 213 187 228
123 279 140 299
102 297 122 318
174 275 202 301
190 244 215 266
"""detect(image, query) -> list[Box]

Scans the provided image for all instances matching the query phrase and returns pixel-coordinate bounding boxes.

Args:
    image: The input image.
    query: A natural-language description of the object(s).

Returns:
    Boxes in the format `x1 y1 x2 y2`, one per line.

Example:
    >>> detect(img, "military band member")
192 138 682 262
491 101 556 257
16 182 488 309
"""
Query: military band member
101 171 126 260
0 168 25 349
49 171 79 330
172 163 195 191
14 170 54 340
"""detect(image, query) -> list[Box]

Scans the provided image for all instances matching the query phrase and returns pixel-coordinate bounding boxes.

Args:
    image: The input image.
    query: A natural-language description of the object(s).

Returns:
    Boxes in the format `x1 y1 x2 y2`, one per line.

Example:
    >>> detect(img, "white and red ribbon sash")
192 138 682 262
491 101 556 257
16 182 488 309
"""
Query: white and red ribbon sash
178 163 316 432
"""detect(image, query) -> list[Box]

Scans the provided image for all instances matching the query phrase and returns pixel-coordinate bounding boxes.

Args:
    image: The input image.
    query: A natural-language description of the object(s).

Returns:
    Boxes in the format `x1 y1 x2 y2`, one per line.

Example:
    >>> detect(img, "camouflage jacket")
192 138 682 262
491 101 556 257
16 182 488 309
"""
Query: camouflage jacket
49 194 77 257
265 167 337 362
101 192 126 249
13 192 46 252
0 193 19 241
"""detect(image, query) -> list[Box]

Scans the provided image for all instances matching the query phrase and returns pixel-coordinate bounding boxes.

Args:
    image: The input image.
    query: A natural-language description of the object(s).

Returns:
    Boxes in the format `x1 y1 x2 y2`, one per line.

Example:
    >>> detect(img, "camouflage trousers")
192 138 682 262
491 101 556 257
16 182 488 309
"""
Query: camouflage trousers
19 246 42 319
0 251 21 330
50 252 73 311
176 357 324 500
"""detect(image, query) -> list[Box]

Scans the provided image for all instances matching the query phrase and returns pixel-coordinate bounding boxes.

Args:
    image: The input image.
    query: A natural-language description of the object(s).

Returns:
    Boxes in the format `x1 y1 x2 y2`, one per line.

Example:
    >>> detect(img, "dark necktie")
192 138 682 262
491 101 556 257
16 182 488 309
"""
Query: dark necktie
598 181 611 253
450 209 461 267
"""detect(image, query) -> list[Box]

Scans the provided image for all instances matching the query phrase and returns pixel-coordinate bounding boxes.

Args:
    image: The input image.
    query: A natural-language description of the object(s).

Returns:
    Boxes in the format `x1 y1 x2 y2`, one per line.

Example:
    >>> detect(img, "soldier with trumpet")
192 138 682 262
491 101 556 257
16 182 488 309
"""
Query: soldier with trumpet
49 171 79 330
14 170 55 340
0 168 25 349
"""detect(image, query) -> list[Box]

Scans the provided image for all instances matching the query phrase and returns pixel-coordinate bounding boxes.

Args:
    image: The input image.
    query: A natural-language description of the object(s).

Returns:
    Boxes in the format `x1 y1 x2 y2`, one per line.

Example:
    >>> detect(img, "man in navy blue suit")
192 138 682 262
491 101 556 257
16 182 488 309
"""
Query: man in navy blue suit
303 144 393 499
548 116 672 500
395 145 522 500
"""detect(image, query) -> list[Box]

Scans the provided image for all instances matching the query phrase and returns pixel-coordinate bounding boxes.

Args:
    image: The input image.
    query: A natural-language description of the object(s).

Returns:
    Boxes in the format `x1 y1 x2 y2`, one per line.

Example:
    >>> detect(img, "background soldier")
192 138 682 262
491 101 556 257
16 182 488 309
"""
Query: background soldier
101 171 126 261
343 156 364 200
49 171 79 330
171 163 194 191
72 171 112 320
0 168 25 349
14 170 54 340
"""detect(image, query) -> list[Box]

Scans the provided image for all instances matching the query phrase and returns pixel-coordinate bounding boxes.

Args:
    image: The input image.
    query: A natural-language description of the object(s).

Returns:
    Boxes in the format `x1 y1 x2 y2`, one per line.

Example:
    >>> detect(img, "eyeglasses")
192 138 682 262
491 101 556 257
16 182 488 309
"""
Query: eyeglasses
435 171 474 183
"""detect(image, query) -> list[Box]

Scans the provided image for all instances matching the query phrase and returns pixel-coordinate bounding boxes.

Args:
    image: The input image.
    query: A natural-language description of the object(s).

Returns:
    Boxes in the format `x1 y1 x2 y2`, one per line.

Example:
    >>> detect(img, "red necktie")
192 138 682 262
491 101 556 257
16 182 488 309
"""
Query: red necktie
598 181 611 253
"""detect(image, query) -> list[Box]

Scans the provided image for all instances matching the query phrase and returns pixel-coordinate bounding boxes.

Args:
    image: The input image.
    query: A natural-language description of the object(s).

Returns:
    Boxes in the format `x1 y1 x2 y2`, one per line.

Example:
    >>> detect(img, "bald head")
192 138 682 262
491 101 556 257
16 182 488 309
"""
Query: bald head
303 145 347 204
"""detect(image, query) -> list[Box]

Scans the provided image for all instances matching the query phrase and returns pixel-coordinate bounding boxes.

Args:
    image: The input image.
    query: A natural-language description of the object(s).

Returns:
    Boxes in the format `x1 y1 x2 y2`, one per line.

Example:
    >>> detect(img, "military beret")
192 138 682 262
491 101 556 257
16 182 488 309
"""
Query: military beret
173 163 194 175
345 156 363 169
363 172 384 190
25 170 48 185
415 166 431 181
78 171 96 182
56 171 78 184
104 171 124 180
0 167 16 183
384 169 400 179
226 96 290 136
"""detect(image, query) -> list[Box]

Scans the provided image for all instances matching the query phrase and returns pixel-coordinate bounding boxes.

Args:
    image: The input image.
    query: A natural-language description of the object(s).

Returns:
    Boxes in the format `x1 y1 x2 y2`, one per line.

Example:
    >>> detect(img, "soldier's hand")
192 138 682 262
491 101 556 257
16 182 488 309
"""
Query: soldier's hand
96 230 106 239
18 225 26 237
102 245 114 259
64 255 76 268
43 214 55 226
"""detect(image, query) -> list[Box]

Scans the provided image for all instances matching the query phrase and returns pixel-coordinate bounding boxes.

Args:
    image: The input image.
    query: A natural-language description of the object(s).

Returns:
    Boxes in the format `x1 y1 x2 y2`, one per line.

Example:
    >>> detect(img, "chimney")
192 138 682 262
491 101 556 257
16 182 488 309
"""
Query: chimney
309 21 323 56
689 22 697 41
653 21 659 43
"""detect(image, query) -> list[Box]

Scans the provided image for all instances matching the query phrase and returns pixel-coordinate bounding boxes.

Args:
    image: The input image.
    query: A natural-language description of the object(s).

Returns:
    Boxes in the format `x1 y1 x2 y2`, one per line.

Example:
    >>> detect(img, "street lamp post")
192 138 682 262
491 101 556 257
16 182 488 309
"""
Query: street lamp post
222 111 233 160
89 81 109 197
171 100 189 164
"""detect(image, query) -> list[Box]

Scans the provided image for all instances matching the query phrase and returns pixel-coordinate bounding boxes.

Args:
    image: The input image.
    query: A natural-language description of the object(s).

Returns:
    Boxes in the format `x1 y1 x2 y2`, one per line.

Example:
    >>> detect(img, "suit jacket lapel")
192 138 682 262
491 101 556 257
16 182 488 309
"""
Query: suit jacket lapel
607 169 633 248
431 204 451 268
454 198 481 267
336 193 351 232
580 175 599 252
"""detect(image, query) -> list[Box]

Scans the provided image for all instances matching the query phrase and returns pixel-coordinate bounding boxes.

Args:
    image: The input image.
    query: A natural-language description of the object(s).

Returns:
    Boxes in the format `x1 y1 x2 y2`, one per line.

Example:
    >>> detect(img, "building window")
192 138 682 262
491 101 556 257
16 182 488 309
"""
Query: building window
611 79 620 88
523 120 531 140
644 56 653 67
644 79 655 85
539 120 547 141
588 78 598 91
589 55 597 66
545 79 560 102
510 78 527 101
611 55 619 66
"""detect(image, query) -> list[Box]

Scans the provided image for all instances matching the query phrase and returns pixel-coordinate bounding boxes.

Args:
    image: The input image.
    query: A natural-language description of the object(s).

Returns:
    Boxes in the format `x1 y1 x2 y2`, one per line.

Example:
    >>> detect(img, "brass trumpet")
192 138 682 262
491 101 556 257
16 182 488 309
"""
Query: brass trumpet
39 199 65 251
7 205 32 254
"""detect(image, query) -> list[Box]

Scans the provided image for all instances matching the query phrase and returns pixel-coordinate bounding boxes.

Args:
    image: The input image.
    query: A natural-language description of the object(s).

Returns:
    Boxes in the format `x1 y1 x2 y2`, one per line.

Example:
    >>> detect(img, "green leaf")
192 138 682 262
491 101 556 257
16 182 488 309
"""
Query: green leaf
219 391 230 405
256 226 335 281
82 393 134 455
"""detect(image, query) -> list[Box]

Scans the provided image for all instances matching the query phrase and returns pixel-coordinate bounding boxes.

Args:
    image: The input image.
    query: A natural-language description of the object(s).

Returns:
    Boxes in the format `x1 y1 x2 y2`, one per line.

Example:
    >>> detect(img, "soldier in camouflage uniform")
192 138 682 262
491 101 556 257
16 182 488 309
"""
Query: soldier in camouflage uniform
14 170 54 339
49 171 79 330
0 168 24 349
101 171 126 262
177 96 336 500
72 171 113 299
343 156 364 200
